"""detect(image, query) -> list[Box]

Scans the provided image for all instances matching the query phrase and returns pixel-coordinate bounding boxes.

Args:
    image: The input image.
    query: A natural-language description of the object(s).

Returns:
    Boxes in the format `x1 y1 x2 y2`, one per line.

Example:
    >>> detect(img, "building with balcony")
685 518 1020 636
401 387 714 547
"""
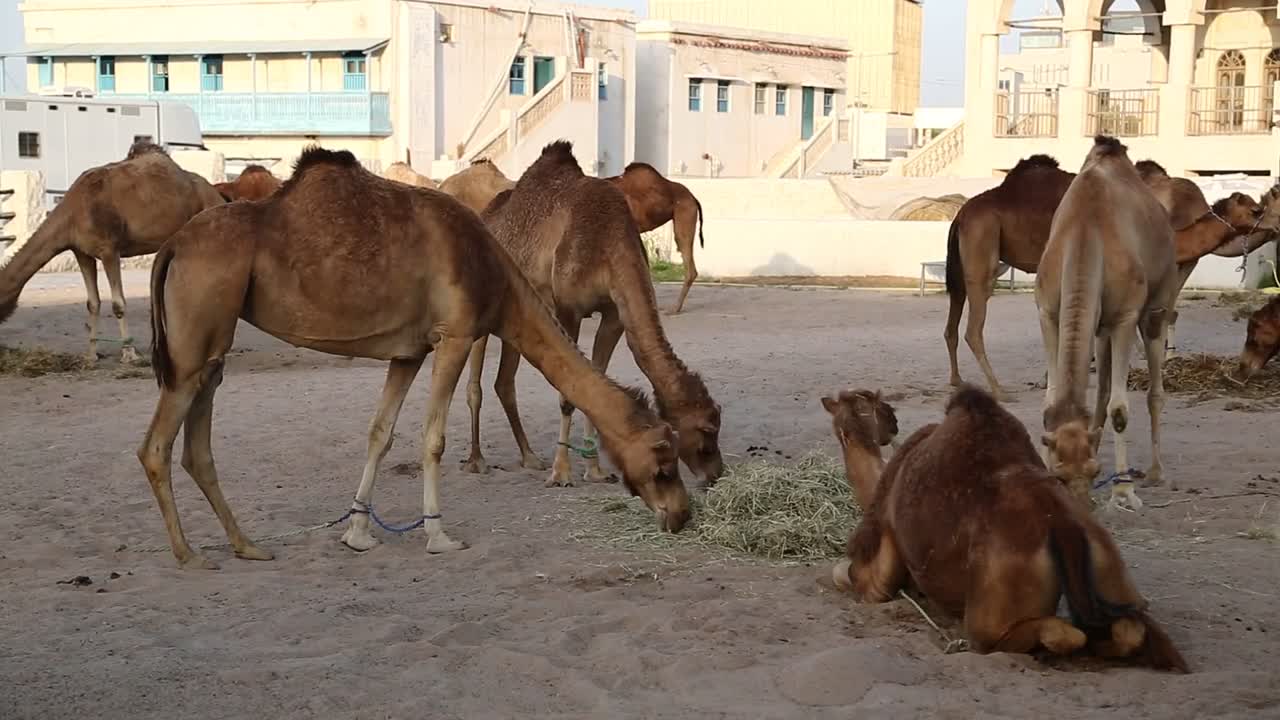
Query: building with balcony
10 0 636 178
943 0 1280 178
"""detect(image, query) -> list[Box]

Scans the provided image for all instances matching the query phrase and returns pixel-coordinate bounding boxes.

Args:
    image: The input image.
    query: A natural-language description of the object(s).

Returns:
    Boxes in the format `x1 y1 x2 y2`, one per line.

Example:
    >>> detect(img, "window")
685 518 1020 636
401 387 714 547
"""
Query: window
343 52 367 91
18 132 40 158
823 88 834 116
598 62 607 101
754 83 767 114
201 55 224 91
716 80 730 112
151 55 169 92
509 57 526 94
133 134 153 145
439 23 454 43
775 85 787 116
688 78 701 111
37 57 53 88
97 56 116 92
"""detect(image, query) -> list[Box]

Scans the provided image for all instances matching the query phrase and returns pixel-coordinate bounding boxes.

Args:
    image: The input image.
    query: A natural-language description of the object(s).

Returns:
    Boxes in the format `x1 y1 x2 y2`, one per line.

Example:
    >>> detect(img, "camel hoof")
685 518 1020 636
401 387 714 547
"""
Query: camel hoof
461 456 490 475
545 471 575 488
831 559 854 592
83 353 99 368
425 533 467 553
665 306 684 316
521 454 548 471
121 346 141 365
583 468 618 484
948 376 963 388
1141 467 1165 488
340 528 379 552
178 553 220 570
235 544 274 561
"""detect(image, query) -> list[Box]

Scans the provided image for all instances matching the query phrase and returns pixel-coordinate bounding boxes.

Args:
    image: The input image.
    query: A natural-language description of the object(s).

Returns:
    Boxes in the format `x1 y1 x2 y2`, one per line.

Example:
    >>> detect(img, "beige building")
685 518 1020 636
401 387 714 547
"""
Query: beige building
903 1 1280 178
635 21 854 178
13 0 636 178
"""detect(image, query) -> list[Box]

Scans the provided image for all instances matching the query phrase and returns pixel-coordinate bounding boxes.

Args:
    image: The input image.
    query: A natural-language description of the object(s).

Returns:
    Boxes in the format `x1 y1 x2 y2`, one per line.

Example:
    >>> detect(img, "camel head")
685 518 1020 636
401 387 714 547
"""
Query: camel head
1236 297 1280 381
672 402 724 488
821 389 899 451
613 387 691 532
1040 412 1100 508
1214 192 1275 235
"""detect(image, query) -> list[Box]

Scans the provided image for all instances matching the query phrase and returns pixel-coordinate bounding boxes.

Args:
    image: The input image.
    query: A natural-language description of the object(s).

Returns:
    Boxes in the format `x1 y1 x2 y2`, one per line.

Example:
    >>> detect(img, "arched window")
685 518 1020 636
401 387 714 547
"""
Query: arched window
1216 50 1248 129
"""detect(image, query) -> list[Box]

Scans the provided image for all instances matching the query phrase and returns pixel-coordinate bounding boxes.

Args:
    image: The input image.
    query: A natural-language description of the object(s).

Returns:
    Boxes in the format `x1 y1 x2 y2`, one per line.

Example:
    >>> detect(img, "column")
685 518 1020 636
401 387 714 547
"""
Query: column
1160 23 1198 156
1059 29 1095 141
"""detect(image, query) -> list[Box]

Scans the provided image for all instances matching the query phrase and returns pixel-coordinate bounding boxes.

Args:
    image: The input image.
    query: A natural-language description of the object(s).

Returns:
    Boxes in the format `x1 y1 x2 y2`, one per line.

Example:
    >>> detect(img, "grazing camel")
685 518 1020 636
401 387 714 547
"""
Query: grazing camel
462 141 724 488
213 164 282 202
606 163 706 314
944 155 1075 400
1235 295 1280 380
384 161 439 189
136 146 691 569
825 385 1188 672
0 141 225 364
1037 136 1178 512
819 389 899 504
438 158 515 214
1212 180 1280 259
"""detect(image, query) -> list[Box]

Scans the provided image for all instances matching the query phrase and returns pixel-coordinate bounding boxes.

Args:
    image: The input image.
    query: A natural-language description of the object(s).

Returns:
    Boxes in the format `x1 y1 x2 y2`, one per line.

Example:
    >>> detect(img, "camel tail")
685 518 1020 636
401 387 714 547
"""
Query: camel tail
1048 523 1189 673
149 244 176 389
944 219 963 297
695 197 705 249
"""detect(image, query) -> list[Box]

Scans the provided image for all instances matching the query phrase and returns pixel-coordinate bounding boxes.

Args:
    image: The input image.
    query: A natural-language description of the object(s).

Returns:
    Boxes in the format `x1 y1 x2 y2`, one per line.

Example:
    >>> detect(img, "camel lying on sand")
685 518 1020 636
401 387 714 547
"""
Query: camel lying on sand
1037 136 1178 511
136 146 691 569
461 141 724 488
0 142 225 363
607 163 706 314
826 385 1188 672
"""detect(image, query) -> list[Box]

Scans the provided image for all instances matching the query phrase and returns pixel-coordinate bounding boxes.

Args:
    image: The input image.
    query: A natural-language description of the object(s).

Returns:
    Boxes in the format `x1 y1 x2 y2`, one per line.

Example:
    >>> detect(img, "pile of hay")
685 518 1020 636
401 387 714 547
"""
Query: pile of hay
1127 353 1280 399
570 451 859 562
0 345 89 378
888 194 967 222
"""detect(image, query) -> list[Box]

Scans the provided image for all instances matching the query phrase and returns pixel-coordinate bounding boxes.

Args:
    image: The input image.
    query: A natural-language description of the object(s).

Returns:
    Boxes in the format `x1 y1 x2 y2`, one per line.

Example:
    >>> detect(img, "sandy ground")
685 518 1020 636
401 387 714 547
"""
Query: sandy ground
2 271 1279 720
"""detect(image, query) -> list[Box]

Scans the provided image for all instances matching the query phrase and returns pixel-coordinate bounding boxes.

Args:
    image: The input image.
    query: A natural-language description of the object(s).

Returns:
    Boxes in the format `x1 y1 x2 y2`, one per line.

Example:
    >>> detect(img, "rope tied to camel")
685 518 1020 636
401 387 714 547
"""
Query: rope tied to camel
558 437 600 459
349 498 440 533
94 336 135 346
1093 469 1140 491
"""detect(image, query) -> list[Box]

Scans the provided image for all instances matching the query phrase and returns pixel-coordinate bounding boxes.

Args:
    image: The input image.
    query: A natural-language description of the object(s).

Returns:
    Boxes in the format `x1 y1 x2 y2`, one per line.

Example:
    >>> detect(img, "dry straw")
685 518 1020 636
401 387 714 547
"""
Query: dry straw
1127 353 1280 400
0 345 90 378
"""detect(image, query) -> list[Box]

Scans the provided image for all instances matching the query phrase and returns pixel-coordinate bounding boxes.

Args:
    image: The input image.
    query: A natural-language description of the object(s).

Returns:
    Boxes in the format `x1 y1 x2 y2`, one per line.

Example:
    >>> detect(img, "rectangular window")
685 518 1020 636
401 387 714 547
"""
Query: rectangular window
439 23 454 43
18 131 40 158
37 57 53 87
688 78 701 111
509 57 526 94
716 80 730 113
597 62 607 101
343 52 367 91
823 88 834 117
97 56 116 93
201 55 224 91
754 83 767 114
775 85 787 116
151 55 169 92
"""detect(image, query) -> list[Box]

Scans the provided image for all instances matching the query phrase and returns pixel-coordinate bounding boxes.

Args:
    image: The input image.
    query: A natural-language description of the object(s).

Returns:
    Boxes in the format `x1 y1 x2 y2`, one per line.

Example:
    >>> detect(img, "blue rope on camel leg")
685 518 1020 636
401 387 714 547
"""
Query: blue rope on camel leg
347 499 440 534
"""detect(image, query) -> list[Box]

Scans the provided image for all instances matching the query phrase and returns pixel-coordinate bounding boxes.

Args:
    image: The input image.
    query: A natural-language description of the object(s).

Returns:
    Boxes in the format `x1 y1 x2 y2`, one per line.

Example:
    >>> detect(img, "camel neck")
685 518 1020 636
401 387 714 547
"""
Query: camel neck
1176 214 1242 264
0 210 69 317
840 441 885 509
1050 242 1102 418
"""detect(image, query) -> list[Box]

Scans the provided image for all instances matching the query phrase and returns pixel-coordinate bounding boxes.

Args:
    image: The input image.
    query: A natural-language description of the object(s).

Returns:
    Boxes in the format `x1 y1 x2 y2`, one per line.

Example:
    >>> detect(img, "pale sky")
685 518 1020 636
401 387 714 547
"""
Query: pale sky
1 0 1087 106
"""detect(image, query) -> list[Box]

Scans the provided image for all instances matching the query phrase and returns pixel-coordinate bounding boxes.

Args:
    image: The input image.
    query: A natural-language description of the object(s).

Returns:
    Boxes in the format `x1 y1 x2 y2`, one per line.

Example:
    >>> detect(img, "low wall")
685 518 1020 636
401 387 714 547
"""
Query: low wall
1 170 47 257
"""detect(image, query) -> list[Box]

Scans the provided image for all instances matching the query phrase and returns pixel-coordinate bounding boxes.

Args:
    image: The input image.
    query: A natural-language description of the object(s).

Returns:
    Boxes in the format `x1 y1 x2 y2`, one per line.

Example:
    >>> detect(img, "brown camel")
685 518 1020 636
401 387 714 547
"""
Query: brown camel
1037 136 1178 512
462 141 724 489
819 389 898 504
384 161 439 189
1212 180 1280 259
606 163 706 314
1236 295 1280 380
438 158 514 214
826 385 1188 672
136 146 691 569
213 164 282 202
0 141 225 364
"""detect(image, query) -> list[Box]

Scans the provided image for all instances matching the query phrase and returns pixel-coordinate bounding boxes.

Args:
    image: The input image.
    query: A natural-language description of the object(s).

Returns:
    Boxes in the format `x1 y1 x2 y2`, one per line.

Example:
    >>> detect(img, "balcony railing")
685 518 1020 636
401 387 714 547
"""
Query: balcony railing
994 88 1059 138
113 92 392 136
1188 85 1274 136
1086 88 1159 136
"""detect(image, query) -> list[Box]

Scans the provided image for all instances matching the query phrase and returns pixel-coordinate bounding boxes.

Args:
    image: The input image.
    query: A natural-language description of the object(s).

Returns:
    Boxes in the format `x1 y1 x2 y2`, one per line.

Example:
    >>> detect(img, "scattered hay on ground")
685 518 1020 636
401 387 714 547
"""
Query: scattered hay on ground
1215 290 1268 321
1127 353 1280 399
568 451 858 563
0 345 90 378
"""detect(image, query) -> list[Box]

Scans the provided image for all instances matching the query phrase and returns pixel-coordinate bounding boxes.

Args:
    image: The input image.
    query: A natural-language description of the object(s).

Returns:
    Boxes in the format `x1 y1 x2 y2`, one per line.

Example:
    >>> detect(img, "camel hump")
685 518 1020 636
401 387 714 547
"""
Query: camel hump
126 140 168 160
1090 134 1128 157
623 161 660 175
292 145 360 175
540 139 576 159
1135 160 1168 180
944 383 1005 417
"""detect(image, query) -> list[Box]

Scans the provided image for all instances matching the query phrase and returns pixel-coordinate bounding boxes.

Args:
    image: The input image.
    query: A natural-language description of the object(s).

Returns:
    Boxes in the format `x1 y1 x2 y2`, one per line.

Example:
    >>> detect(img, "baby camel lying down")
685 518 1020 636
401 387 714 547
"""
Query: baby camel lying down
820 385 1187 672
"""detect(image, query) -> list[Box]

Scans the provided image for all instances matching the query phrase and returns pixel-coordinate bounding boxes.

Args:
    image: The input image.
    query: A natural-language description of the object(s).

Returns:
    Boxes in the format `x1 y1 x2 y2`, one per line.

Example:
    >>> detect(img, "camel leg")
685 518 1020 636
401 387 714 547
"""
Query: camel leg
1164 261 1196 361
493 340 547 470
461 336 490 475
101 254 139 364
581 308 624 483
72 251 102 365
963 277 1007 401
965 553 1086 656
547 313 584 487
944 287 966 387
1037 308 1059 466
668 202 700 314
180 360 271 561
834 520 908 602
419 337 472 553
1091 334 1113 445
340 358 424 552
1105 320 1142 511
973 616 1087 657
1140 315 1169 489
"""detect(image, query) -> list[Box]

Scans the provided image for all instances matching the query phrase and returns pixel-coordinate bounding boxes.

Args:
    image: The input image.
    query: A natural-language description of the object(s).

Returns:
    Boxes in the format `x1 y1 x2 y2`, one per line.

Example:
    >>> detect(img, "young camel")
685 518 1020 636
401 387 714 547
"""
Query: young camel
0 142 225 364
213 164 282 201
1037 136 1178 512
462 141 725 488
607 162 706 314
438 158 514 214
819 389 898 504
384 161 439 189
825 385 1188 672
136 146 691 569
1235 295 1280 380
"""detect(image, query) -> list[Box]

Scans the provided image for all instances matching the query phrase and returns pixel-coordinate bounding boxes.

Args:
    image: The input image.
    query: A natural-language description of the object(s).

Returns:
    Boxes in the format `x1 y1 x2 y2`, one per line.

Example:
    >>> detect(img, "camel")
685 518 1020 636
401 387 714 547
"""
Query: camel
136 146 692 569
0 141 225 364
819 389 898 504
825 385 1188 672
1212 180 1280 259
606 163 706 314
1235 295 1280 380
438 158 514 214
384 161 439 189
1037 136 1178 513
213 164 282 202
461 141 724 489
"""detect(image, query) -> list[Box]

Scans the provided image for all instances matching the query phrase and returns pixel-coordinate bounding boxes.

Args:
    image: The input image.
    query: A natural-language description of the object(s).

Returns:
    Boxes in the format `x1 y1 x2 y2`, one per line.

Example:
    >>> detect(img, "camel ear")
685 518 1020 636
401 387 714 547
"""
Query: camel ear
1041 433 1057 450
821 396 838 414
